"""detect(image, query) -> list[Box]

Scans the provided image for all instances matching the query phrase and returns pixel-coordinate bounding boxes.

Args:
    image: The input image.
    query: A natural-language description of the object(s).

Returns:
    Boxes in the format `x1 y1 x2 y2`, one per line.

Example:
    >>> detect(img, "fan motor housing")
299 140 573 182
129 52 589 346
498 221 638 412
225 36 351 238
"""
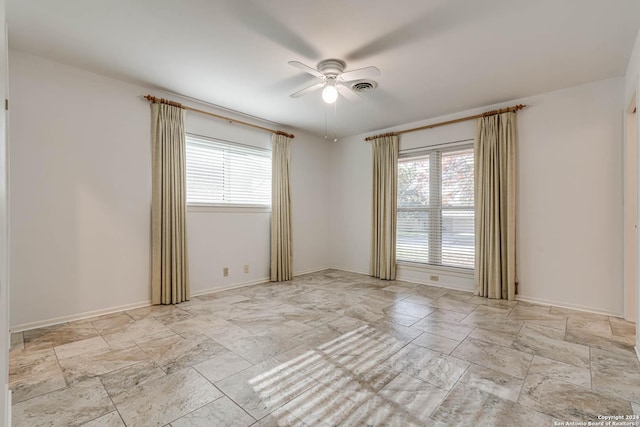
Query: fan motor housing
317 59 346 76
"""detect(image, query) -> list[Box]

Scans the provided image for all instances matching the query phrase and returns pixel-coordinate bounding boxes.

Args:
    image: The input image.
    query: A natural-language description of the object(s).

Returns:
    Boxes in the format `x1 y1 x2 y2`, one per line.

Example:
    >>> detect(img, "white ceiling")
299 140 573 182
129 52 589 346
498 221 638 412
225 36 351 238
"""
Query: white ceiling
7 0 640 138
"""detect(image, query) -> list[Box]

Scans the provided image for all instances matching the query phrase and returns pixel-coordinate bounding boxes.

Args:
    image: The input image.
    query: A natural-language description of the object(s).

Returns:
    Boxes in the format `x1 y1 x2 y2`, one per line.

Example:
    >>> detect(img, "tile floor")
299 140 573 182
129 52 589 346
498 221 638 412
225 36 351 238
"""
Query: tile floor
8 269 640 426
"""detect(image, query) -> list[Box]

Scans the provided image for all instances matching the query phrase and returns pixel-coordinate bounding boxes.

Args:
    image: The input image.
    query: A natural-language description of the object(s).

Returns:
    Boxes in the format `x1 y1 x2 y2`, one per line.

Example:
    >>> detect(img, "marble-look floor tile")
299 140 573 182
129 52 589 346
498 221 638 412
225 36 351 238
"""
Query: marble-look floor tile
591 347 640 404
251 407 309 427
402 295 436 306
431 383 553 426
125 304 190 321
633 402 640 415
412 332 461 354
54 335 109 360
567 317 613 337
378 373 448 418
609 316 636 337
340 395 428 427
452 337 532 379
564 328 636 355
411 287 449 300
442 290 474 302
411 317 475 342
456 364 523 402
369 319 423 343
77 312 135 332
112 368 222 427
344 304 386 323
510 303 551 316
12 377 114 427
518 374 632 421
23 323 100 350
59 345 149 384
428 297 477 314
82 411 125 427
9 358 66 403
101 317 176 348
99 361 167 396
460 313 523 335
386 300 436 319
281 382 365 427
137 333 229 374
549 306 608 321
507 311 567 331
467 327 516 348
326 316 368 335
194 351 253 383
386 343 469 390
214 332 301 365
527 355 591 389
12 270 640 427
11 332 24 351
170 396 255 427
384 312 422 328
512 327 591 368
216 358 317 420
424 308 469 322
9 347 57 377
518 322 565 340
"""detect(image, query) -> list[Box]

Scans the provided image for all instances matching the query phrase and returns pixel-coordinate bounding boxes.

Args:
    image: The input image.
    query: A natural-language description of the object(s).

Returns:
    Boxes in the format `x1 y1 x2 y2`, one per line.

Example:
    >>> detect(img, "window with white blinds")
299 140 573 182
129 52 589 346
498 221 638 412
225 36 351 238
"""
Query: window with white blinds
185 134 271 206
397 144 474 270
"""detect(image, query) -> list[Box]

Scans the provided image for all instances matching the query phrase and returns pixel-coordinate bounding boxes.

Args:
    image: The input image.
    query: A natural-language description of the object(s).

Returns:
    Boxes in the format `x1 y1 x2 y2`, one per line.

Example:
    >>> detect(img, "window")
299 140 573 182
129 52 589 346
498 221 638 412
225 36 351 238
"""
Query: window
185 134 271 206
397 144 474 270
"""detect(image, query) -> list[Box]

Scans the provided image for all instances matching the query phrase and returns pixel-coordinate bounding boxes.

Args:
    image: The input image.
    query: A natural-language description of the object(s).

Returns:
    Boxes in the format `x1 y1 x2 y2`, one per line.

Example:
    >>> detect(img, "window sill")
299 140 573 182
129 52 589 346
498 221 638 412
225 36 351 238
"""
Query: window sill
187 204 271 213
396 261 474 278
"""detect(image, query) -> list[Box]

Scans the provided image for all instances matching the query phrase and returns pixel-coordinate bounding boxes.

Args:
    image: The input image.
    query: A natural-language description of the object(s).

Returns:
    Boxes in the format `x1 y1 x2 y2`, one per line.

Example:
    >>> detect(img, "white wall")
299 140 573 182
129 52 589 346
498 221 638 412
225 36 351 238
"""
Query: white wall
330 77 625 316
9 50 330 329
623 27 640 353
0 0 9 423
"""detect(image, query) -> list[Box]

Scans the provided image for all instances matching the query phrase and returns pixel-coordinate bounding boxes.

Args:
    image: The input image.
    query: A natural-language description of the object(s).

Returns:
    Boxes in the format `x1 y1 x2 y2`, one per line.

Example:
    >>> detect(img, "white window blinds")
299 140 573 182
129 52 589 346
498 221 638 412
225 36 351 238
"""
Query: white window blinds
185 134 271 206
397 144 474 270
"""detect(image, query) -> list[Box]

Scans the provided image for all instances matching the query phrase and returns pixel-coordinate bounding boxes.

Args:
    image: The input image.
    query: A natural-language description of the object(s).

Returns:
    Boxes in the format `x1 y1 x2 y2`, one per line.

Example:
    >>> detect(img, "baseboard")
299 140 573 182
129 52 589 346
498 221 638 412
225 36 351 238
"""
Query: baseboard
515 294 623 318
330 266 368 276
9 300 151 333
295 266 334 276
191 277 270 298
395 272 474 293
191 266 332 298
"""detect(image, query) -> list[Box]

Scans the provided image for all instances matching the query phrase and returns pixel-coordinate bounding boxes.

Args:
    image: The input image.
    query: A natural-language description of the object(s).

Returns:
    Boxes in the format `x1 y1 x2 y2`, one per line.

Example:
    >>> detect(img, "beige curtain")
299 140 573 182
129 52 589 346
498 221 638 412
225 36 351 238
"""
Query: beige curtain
475 112 517 300
151 102 189 304
271 133 293 281
370 135 398 280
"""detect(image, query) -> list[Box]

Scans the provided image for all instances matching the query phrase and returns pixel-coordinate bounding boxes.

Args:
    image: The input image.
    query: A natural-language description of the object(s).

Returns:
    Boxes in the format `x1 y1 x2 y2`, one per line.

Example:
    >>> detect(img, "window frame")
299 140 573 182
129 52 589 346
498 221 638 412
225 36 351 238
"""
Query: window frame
185 133 272 212
397 141 475 272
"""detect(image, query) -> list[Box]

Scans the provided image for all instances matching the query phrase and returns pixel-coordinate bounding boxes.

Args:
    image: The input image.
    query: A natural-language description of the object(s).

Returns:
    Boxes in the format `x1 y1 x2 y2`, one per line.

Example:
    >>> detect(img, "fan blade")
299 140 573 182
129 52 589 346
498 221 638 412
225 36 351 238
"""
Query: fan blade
340 66 380 81
290 81 324 98
337 84 363 103
288 61 324 78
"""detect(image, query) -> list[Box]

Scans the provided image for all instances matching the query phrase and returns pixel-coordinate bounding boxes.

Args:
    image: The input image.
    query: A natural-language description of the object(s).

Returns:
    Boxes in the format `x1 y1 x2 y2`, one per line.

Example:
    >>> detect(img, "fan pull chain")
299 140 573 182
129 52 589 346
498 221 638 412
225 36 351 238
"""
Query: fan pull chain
333 101 338 142
324 105 328 139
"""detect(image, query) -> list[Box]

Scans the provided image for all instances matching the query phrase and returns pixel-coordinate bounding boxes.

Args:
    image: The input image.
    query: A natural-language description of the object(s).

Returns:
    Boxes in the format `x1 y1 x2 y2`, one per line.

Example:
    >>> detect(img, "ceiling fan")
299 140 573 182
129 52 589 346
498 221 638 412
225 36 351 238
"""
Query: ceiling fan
289 59 380 104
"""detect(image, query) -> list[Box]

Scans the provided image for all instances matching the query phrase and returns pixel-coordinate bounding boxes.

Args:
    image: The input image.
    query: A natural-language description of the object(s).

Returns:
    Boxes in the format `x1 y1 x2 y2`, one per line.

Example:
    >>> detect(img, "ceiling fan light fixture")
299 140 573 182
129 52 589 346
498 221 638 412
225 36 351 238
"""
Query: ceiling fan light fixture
322 80 338 104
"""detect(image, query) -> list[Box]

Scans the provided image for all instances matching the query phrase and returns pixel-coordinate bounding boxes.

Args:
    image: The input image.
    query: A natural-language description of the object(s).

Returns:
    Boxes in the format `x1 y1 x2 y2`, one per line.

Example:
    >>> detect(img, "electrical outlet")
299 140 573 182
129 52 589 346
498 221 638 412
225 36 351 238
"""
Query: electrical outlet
430 275 439 282
223 267 229 277
244 264 249 274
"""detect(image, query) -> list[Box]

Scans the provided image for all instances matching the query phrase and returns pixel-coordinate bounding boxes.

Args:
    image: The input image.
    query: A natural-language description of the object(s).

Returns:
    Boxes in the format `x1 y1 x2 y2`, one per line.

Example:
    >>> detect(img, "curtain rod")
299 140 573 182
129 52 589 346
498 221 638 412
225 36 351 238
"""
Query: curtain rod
143 95 295 139
364 104 526 141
